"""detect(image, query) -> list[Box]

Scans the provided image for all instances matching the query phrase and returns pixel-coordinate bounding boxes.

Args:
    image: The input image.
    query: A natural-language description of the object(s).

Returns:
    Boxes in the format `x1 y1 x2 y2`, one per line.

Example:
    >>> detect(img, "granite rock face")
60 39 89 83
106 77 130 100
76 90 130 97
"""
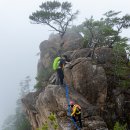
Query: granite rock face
22 84 108 130
22 56 108 129
64 57 107 110
22 32 130 129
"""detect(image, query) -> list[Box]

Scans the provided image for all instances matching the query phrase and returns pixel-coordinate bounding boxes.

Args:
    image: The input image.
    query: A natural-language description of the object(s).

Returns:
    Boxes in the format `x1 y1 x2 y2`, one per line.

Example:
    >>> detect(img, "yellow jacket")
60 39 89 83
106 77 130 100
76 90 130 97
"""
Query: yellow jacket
71 104 81 116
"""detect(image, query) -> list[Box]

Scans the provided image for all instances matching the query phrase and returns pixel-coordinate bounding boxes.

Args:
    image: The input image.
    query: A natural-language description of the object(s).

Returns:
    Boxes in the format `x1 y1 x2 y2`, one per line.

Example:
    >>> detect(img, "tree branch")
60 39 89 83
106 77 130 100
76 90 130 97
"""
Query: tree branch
45 21 64 34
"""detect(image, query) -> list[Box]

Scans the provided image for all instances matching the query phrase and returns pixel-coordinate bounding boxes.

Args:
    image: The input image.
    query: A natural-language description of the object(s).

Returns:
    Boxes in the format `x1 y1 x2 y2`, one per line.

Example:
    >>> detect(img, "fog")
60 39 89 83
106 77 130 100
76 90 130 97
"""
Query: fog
0 0 130 128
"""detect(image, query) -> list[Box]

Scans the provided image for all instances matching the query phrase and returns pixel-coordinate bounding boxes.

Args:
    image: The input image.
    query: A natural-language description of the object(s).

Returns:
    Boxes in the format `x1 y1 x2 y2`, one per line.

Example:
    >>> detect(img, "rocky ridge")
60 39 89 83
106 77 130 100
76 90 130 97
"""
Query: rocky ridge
22 32 130 130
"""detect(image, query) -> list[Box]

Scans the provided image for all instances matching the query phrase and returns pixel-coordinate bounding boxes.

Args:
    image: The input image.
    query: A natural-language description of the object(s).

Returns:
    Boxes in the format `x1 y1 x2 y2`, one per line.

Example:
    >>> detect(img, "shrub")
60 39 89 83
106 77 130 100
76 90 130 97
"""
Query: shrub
38 113 58 130
114 122 127 130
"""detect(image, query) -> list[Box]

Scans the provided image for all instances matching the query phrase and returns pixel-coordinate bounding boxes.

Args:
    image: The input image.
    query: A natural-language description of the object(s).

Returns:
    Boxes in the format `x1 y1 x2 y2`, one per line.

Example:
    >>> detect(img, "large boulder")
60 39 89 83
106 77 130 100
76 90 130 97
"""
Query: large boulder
21 89 42 129
94 47 113 64
39 40 60 68
37 32 83 84
39 32 83 64
64 58 107 109
22 85 108 130
70 48 91 60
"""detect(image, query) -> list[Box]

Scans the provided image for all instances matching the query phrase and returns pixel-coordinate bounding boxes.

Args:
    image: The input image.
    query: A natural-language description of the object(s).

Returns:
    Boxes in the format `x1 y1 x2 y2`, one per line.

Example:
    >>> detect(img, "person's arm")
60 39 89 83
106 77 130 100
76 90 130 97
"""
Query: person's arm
71 107 76 116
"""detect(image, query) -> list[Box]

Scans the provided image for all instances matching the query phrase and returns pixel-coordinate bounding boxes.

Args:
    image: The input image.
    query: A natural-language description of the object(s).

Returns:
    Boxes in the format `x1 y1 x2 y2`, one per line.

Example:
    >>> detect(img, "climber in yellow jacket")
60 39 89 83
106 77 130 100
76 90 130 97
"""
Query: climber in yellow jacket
70 101 82 128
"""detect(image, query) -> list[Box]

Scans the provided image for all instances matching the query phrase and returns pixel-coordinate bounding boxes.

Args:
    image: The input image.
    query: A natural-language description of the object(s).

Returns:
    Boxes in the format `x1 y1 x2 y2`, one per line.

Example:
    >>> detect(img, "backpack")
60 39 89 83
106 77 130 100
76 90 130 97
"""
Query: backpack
75 104 81 114
53 57 61 70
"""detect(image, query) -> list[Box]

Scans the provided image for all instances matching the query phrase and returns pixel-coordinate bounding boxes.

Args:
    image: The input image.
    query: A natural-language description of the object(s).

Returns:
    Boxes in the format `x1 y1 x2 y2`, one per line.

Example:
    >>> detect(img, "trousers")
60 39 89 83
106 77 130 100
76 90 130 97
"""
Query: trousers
72 113 82 128
56 68 64 85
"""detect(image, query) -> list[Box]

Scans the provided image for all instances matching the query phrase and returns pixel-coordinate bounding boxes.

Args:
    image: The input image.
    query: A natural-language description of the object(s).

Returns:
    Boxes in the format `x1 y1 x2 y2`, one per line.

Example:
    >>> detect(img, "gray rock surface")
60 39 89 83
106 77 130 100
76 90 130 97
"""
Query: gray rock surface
22 84 108 130
22 32 130 129
64 58 107 109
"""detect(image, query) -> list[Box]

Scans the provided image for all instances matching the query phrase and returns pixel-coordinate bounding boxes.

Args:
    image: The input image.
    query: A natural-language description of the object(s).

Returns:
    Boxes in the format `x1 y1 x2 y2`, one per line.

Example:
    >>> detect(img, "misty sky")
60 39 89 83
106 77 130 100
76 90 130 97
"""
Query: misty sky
0 0 130 128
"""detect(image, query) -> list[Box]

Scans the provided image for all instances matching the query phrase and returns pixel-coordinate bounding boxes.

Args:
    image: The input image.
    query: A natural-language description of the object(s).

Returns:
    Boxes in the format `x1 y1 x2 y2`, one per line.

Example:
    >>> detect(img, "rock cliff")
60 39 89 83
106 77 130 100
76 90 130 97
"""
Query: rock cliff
22 32 130 130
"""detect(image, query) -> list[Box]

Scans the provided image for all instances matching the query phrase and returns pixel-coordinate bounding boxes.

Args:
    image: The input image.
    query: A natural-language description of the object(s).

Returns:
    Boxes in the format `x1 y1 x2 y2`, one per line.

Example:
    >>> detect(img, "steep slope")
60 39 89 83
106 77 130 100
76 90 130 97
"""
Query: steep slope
22 32 130 130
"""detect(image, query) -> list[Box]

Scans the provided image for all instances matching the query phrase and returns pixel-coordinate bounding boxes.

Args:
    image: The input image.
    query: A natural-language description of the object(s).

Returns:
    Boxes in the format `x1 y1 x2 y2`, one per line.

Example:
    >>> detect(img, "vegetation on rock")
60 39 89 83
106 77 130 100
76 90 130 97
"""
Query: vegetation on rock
37 113 58 130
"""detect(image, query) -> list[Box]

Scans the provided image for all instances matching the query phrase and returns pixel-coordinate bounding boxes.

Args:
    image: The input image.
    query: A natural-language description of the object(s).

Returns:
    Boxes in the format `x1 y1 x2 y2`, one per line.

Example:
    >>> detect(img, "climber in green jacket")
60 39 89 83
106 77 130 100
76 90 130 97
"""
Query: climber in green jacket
53 55 68 85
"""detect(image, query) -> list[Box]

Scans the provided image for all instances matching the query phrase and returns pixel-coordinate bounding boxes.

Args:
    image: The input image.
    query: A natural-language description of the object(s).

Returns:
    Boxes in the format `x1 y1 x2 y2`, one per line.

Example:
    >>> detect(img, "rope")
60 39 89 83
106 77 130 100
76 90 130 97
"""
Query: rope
65 83 80 130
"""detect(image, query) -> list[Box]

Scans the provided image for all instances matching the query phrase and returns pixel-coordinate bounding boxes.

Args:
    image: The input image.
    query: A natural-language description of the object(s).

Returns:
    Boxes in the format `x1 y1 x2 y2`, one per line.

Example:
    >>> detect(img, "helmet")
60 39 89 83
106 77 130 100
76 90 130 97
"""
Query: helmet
70 100 74 105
